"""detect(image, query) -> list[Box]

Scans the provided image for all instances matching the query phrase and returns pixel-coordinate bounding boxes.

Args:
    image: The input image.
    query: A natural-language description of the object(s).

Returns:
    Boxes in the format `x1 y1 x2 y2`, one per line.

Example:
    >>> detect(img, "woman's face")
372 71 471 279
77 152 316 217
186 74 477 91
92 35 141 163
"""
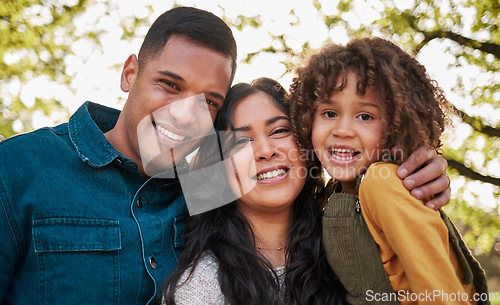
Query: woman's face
225 92 307 215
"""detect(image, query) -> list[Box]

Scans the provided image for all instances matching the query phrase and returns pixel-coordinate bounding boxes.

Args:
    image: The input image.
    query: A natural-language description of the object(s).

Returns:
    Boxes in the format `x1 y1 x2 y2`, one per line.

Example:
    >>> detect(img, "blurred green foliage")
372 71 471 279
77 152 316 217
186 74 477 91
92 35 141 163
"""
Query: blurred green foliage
0 0 99 138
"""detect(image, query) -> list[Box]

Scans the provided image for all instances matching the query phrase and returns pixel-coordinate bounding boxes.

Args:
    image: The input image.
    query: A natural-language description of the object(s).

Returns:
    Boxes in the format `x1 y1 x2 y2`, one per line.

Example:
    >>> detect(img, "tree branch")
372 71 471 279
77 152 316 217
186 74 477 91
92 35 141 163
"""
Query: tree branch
446 158 500 187
414 32 440 54
415 29 500 59
453 105 500 138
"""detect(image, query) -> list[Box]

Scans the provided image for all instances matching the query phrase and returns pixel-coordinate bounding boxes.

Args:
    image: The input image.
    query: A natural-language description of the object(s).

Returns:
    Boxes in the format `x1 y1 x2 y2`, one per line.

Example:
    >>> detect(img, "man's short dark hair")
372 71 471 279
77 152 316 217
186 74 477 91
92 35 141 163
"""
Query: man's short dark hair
137 6 237 83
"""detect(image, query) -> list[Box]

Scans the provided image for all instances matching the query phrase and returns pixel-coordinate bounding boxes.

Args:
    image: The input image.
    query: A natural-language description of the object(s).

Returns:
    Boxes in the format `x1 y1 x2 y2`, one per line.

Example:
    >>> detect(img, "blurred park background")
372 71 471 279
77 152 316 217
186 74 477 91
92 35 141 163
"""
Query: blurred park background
1 0 499 297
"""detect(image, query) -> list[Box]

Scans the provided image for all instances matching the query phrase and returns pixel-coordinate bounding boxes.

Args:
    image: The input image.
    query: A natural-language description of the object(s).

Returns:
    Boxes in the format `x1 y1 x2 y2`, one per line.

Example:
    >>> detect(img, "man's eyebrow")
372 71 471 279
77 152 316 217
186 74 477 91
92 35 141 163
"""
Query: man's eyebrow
158 70 184 82
158 70 225 102
234 116 290 132
207 91 225 102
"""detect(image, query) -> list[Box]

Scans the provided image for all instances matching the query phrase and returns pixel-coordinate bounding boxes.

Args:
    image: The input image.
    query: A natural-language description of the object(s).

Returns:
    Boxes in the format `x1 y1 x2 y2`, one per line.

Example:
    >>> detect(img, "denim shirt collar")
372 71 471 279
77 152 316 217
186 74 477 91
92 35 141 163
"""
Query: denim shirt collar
69 101 124 167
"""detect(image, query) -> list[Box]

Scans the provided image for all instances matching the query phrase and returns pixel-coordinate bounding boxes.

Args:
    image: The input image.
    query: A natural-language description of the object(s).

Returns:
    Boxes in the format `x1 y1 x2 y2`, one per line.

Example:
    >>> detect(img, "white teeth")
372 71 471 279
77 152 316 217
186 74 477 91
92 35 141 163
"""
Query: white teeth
331 148 352 153
332 155 355 161
155 124 186 141
330 148 358 161
257 169 287 181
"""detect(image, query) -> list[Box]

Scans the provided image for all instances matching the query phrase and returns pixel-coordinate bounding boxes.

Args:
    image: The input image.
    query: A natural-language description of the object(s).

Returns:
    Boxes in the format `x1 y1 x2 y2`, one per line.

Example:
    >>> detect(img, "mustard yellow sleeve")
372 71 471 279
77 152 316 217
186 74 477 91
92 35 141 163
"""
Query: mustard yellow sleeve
359 163 472 305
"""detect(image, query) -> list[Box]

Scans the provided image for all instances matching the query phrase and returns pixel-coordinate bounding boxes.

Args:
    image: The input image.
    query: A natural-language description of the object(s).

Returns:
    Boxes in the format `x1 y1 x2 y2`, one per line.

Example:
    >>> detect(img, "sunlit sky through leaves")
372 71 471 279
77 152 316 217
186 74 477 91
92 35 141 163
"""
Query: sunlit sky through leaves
8 0 499 211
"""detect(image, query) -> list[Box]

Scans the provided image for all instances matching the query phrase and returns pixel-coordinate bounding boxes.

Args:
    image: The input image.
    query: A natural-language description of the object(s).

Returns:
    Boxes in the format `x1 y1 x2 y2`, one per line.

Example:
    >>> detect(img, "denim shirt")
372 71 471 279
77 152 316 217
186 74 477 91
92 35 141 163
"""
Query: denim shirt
0 102 186 305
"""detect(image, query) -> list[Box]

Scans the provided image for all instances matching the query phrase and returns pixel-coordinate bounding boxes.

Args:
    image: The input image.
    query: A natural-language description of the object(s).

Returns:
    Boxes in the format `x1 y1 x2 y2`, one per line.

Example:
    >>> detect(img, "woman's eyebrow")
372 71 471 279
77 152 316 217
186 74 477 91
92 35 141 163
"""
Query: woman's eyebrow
265 116 290 126
234 126 251 132
233 116 289 132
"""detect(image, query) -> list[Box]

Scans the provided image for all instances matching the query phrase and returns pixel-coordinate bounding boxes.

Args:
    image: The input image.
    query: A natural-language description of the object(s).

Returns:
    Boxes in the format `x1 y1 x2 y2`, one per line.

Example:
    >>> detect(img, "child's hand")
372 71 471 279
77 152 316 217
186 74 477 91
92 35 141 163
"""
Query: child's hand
395 146 451 210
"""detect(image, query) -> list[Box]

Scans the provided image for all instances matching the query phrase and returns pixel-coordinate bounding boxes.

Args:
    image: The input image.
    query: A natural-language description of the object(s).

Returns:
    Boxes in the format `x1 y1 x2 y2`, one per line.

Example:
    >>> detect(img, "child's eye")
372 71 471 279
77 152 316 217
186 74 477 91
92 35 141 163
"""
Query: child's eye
357 113 373 121
323 111 337 118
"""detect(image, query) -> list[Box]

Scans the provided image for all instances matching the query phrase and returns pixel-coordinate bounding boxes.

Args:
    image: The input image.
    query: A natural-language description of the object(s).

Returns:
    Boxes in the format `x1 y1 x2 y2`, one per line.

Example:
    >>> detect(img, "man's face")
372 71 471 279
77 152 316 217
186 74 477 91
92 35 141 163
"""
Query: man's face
120 34 233 177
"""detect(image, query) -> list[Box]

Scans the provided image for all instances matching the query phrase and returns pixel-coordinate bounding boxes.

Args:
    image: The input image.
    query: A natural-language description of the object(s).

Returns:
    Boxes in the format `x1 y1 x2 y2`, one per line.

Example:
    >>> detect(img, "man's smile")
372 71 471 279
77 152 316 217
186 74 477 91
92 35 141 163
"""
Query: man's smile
154 123 187 141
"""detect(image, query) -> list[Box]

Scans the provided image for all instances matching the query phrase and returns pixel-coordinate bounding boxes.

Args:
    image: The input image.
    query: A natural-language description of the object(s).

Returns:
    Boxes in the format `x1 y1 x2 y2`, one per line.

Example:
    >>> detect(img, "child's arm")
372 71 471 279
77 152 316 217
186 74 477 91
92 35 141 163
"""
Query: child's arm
397 146 450 210
359 163 474 305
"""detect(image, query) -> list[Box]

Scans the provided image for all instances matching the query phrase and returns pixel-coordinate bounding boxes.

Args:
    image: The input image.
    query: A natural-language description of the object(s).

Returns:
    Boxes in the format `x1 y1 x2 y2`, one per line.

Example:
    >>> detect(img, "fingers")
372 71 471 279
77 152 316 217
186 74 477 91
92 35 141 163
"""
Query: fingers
397 146 451 210
402 155 447 191
397 146 436 179
423 185 451 210
410 175 451 203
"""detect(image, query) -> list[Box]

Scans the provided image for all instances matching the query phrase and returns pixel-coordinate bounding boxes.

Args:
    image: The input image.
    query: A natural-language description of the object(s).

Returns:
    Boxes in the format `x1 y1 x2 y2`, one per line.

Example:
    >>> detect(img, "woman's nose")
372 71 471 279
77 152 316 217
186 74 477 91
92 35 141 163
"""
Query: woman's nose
253 138 278 161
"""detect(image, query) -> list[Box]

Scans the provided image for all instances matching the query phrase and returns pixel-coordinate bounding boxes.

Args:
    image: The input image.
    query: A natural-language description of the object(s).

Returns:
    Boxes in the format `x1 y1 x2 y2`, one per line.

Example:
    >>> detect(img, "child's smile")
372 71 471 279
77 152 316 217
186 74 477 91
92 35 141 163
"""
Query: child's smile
329 145 361 162
311 71 385 194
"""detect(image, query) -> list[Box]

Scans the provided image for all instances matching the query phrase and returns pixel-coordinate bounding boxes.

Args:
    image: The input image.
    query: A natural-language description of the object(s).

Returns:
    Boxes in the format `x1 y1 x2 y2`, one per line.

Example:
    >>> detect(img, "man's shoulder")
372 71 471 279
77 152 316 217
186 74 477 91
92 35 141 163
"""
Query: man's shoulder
0 123 69 153
0 124 73 184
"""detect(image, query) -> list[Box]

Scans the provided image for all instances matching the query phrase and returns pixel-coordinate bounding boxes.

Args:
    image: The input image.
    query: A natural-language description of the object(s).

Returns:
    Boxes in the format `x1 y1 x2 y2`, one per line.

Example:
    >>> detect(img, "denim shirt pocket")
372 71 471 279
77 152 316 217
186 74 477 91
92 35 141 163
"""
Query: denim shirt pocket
172 214 185 262
33 217 121 305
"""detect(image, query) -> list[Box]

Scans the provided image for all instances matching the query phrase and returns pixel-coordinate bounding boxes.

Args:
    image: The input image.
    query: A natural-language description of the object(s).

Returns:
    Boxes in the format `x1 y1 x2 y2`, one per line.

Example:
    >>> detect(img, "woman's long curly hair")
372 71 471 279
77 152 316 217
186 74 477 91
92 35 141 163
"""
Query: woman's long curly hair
290 37 454 163
163 77 345 305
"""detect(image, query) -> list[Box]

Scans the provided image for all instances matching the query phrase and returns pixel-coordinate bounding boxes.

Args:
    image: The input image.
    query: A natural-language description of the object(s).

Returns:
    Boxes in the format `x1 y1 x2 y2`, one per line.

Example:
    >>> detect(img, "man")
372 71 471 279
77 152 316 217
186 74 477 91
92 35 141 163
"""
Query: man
0 6 450 305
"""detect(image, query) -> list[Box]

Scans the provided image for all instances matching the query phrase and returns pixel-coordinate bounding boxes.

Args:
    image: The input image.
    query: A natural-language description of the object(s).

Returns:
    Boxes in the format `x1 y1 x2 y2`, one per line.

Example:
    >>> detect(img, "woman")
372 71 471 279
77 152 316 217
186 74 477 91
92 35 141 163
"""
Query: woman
163 77 345 304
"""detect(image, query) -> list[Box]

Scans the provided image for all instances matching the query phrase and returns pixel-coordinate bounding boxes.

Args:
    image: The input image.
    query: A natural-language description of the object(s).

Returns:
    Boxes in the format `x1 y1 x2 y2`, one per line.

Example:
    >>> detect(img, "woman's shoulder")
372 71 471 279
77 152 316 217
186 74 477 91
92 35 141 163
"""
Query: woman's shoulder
174 253 225 304
178 252 219 285
196 252 219 269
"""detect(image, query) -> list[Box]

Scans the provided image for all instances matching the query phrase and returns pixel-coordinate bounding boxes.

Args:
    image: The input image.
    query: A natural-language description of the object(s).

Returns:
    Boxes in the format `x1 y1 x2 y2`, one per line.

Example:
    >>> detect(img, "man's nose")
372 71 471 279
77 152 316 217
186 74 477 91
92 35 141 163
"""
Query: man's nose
169 95 202 126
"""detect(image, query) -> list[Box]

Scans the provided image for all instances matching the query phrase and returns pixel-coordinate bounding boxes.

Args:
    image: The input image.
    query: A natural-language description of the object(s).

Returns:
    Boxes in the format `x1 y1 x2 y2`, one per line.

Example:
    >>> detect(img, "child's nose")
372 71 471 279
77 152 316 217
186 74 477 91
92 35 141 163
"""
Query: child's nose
333 117 356 138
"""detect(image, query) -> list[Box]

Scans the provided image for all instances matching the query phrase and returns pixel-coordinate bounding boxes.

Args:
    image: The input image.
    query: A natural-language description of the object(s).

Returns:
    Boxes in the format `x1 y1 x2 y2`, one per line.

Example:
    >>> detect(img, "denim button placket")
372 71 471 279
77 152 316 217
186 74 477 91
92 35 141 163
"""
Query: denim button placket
149 256 157 269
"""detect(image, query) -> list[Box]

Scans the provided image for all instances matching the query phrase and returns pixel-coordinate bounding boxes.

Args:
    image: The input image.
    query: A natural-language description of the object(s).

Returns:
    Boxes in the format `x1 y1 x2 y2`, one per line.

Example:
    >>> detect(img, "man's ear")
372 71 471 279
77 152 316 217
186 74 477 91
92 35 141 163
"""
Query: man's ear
120 54 139 93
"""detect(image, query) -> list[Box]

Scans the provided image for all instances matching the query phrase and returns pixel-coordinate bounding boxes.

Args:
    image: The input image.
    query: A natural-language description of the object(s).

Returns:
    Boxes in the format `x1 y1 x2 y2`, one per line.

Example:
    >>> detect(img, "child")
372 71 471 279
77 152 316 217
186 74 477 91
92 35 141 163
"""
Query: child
290 37 489 305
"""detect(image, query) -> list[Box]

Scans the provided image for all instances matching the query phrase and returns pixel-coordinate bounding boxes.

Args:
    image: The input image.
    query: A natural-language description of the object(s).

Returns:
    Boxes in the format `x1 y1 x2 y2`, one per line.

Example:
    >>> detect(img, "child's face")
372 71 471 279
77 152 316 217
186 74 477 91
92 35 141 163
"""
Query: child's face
311 72 385 193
